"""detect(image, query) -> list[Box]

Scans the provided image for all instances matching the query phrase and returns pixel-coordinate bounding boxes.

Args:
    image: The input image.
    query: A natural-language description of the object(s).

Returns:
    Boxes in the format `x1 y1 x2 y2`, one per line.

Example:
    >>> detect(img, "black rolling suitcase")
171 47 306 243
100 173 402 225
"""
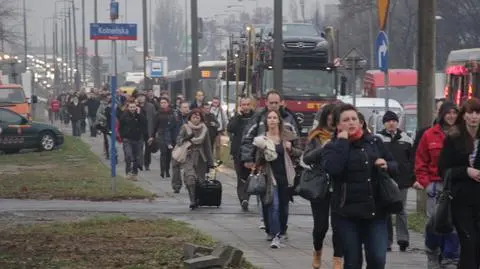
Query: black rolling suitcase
196 170 222 207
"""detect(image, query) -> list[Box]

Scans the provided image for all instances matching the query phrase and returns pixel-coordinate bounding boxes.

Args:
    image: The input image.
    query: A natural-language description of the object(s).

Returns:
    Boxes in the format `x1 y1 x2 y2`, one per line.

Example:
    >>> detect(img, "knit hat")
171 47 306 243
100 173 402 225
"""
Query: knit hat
382 111 399 124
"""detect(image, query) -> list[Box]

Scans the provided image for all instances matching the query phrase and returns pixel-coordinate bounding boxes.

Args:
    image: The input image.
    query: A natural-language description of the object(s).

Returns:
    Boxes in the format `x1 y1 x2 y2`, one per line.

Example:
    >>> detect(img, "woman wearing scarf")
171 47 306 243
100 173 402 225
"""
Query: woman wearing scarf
151 97 177 178
253 110 302 249
176 109 214 209
303 104 343 269
322 104 397 269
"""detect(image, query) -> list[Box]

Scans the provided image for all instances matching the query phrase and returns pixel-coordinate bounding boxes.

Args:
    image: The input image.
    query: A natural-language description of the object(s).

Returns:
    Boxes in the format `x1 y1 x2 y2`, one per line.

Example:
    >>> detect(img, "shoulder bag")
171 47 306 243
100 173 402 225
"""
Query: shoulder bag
246 167 267 195
377 168 404 214
429 169 454 234
295 165 331 201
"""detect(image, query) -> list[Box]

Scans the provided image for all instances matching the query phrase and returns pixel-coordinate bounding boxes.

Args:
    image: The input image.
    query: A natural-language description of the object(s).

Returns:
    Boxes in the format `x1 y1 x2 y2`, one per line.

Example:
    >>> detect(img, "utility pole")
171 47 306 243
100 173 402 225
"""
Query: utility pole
61 25 64 85
43 19 48 67
416 0 436 214
71 0 80 91
82 0 86 84
183 0 188 97
190 0 199 96
93 0 100 88
64 14 68 85
273 0 283 92
68 8 73 87
142 0 150 89
23 0 28 70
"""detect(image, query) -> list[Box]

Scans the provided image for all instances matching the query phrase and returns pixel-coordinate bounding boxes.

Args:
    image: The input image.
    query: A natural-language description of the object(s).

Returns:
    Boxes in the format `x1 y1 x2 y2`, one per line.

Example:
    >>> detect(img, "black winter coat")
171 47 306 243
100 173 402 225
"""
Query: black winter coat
119 111 147 141
377 129 415 189
438 132 480 206
322 134 398 219
227 110 254 159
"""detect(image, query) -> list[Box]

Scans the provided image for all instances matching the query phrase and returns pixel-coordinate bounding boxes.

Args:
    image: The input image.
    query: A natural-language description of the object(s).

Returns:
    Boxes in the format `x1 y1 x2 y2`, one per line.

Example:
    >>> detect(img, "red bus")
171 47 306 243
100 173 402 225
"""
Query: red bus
363 69 417 108
444 48 480 105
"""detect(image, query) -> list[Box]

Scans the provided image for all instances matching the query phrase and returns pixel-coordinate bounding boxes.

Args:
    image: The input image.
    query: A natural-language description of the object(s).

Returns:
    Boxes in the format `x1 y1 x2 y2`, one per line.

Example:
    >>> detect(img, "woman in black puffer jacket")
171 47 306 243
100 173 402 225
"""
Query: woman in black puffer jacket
322 103 397 269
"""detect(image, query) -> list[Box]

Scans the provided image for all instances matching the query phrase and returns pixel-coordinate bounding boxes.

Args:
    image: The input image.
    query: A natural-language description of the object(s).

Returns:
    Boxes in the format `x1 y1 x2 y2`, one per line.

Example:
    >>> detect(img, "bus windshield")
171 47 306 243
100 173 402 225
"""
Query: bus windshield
375 86 417 105
221 83 244 104
199 79 217 100
263 69 336 98
0 88 26 104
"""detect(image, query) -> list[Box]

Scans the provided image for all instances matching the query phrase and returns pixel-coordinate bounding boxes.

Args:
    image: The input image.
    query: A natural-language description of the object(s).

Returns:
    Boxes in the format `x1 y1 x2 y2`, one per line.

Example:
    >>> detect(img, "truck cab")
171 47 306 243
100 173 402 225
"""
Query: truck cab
0 84 33 120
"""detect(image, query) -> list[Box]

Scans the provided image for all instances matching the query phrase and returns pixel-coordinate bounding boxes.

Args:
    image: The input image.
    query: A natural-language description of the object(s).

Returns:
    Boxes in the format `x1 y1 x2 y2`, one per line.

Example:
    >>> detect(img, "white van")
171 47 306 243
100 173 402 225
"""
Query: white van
337 96 405 133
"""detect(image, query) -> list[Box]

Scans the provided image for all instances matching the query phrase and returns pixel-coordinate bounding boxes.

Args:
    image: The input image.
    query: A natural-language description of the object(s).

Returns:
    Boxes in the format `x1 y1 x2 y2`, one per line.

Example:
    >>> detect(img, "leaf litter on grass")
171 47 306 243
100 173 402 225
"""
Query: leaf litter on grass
0 216 256 269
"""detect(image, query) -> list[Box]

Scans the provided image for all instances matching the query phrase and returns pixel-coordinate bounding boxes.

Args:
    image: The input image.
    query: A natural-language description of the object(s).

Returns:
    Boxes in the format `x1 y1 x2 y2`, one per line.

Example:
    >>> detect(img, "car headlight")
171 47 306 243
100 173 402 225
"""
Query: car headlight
316 40 328 48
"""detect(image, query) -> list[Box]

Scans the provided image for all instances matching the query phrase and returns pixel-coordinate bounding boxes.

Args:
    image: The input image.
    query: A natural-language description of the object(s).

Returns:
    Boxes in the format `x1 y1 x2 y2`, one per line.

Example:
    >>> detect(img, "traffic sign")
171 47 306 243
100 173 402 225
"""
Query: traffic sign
90 23 137 41
377 0 390 30
146 57 166 78
110 1 119 20
375 31 389 73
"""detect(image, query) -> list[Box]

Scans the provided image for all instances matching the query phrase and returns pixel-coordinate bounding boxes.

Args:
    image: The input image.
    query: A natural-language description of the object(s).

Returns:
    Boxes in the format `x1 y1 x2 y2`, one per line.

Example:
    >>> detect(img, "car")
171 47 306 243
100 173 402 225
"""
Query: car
0 108 64 154
263 23 329 63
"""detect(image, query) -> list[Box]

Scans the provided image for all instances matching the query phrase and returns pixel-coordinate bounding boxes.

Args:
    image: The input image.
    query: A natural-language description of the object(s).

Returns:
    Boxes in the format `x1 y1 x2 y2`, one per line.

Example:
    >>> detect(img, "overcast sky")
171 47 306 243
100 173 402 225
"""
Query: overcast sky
14 0 338 55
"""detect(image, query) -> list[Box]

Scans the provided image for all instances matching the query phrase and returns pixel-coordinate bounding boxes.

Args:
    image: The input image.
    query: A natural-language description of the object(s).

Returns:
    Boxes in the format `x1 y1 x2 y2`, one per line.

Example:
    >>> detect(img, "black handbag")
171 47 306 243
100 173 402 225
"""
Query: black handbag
430 169 454 234
377 169 404 214
295 165 331 201
246 168 267 195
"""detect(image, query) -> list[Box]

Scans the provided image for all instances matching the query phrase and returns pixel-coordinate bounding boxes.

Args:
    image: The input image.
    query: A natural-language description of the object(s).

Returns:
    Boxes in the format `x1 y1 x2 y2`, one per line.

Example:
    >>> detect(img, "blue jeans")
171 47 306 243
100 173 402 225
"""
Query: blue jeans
266 186 290 236
336 215 388 269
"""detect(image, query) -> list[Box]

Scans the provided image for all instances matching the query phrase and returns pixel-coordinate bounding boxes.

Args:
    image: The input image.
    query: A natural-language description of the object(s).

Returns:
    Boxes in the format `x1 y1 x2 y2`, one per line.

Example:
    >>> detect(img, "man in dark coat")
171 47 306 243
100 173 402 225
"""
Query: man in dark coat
227 97 254 211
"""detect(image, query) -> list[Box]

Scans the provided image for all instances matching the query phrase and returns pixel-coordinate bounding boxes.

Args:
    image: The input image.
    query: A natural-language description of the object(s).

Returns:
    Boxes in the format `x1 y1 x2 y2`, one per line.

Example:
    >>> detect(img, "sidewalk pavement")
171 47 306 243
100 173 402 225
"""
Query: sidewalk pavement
20 117 428 268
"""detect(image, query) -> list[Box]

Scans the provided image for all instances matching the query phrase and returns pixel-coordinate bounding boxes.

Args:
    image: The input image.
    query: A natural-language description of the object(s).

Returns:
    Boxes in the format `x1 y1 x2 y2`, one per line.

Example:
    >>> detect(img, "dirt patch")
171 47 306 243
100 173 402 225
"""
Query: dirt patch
0 216 256 269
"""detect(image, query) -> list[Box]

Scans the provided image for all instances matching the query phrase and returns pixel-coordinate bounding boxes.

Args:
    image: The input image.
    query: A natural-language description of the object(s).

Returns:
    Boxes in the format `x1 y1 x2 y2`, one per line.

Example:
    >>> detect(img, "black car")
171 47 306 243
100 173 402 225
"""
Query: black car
263 23 329 63
0 108 64 154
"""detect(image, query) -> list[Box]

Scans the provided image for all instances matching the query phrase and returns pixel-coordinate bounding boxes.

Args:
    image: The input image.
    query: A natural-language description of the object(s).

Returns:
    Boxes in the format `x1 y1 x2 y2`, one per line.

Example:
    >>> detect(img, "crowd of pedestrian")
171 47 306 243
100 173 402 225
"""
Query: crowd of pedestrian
46 86 480 269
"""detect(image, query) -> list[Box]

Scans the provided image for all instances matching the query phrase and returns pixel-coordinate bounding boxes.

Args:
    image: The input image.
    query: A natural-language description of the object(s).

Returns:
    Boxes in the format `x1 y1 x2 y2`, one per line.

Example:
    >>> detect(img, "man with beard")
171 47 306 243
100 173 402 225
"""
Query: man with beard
227 97 254 211
146 89 160 111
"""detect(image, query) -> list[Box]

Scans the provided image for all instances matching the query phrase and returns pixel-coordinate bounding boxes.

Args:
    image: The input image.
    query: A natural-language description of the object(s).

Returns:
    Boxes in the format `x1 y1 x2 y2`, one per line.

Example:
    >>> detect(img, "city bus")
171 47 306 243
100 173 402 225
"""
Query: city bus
444 48 480 105
166 61 227 100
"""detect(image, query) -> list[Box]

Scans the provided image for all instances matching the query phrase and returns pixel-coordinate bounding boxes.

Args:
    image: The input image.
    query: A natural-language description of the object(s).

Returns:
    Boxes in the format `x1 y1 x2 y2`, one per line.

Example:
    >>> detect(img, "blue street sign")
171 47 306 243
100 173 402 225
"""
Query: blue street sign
90 23 137 41
150 58 164 78
110 1 119 20
375 31 389 73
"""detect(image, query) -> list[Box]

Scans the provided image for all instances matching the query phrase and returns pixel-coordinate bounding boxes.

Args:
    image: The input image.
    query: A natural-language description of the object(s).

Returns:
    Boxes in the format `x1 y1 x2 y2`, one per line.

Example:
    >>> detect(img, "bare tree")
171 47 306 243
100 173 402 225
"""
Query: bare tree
0 0 21 51
437 0 480 68
153 0 184 69
251 7 273 25
289 0 299 22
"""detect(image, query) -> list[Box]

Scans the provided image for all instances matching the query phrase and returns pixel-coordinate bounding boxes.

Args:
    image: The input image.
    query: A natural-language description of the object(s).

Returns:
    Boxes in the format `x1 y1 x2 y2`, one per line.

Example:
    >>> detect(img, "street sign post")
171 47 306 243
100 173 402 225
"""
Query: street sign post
375 31 390 110
377 0 390 30
340 48 367 107
89 23 137 40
